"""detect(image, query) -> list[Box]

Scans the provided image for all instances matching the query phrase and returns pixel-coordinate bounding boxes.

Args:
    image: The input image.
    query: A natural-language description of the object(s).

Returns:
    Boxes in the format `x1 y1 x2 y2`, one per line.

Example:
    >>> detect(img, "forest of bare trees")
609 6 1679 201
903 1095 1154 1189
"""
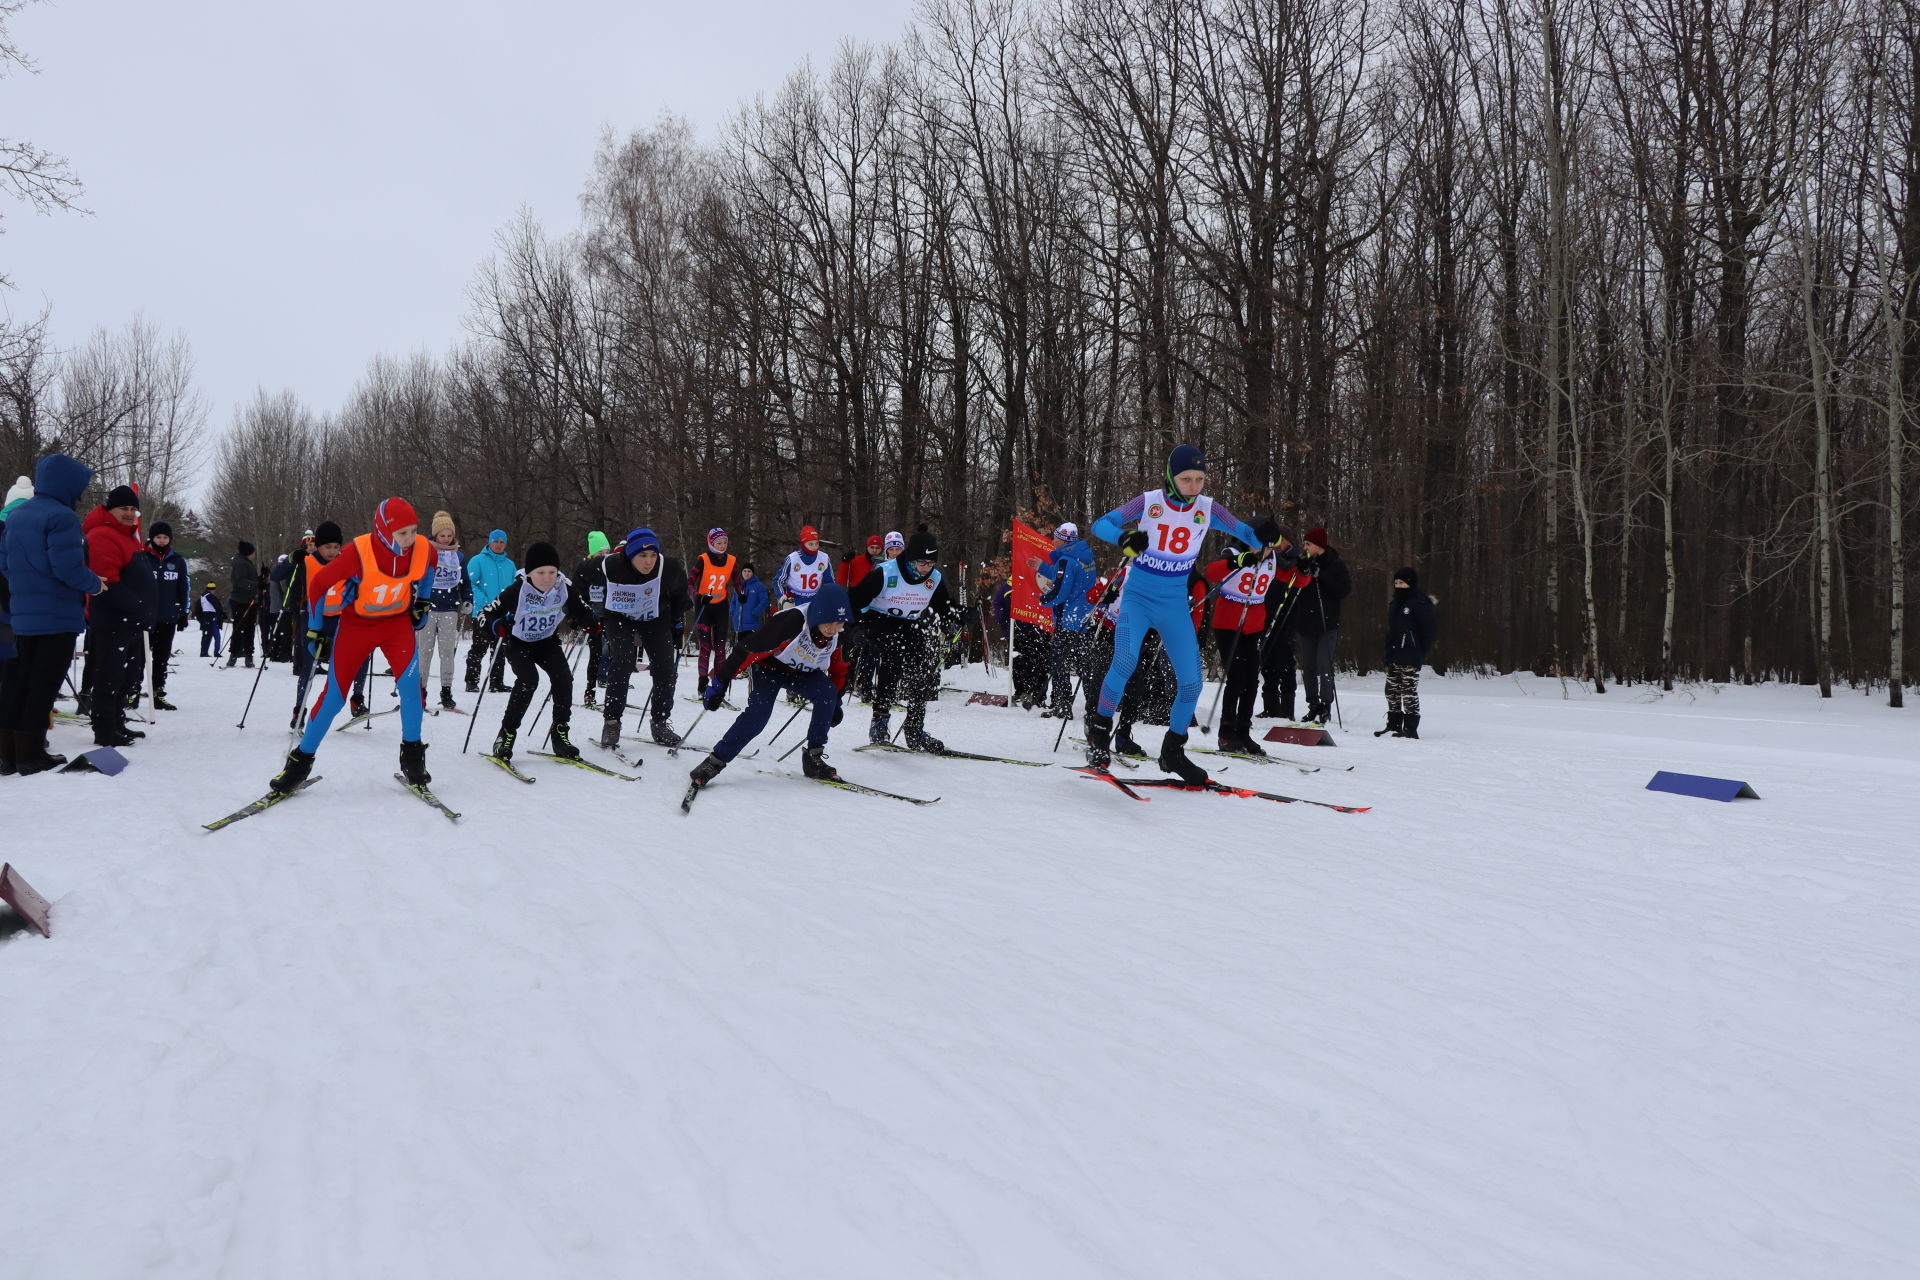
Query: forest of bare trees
177 0 1920 702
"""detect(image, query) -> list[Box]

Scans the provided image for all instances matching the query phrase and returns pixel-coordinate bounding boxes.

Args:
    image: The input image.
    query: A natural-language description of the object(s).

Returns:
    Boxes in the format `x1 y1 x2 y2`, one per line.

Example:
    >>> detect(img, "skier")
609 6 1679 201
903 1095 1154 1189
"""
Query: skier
571 531 612 709
463 527 515 693
477 541 596 762
1036 521 1097 719
687 579 853 791
1378 567 1437 739
291 521 349 728
1291 527 1351 724
596 526 689 749
837 533 883 699
144 520 190 710
269 498 435 794
225 541 259 667
419 511 469 712
196 582 227 657
266 546 301 662
691 527 736 690
849 527 960 751
1200 535 1291 755
1082 444 1279 782
774 525 831 611
81 484 157 747
1258 538 1310 719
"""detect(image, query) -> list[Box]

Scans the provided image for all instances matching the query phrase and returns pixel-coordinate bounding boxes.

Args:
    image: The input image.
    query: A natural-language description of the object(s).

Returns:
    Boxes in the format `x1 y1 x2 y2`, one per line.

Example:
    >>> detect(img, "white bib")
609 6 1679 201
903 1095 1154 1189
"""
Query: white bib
511 576 569 642
1218 556 1275 606
781 551 827 601
776 624 839 672
605 576 662 620
863 561 939 618
1132 489 1213 577
432 548 463 593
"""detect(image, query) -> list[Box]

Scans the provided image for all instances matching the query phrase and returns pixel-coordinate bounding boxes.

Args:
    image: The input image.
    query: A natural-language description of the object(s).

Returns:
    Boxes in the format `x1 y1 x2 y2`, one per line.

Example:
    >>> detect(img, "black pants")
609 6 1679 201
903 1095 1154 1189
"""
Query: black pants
1298 627 1339 711
1012 621 1052 706
464 628 509 688
1259 626 1298 713
229 601 258 658
149 623 179 696
869 618 936 719
501 635 574 735
1213 626 1261 732
1047 628 1096 716
1 631 77 744
88 629 144 735
602 616 675 726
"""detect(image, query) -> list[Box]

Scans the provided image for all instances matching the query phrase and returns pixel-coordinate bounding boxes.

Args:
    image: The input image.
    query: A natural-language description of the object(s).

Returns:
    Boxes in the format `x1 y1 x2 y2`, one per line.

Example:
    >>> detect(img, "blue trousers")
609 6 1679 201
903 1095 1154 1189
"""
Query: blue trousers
1095 578 1201 731
713 662 838 763
298 620 424 754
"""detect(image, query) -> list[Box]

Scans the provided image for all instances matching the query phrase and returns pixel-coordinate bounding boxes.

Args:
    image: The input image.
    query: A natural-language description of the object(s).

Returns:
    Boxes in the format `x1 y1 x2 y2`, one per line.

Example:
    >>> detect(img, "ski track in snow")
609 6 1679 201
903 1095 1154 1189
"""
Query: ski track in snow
2 659 1916 1278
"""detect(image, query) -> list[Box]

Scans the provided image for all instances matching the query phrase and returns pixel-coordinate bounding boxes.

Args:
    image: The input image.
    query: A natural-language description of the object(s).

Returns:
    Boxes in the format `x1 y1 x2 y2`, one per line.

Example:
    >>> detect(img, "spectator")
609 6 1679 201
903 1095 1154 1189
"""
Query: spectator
226 541 260 667
82 483 158 747
0 455 103 774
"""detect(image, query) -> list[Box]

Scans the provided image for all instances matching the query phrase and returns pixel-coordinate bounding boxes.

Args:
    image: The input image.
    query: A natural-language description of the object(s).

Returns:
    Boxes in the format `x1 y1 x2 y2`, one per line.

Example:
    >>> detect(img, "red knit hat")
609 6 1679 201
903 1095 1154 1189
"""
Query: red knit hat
374 497 420 546
799 525 821 545
1304 526 1328 549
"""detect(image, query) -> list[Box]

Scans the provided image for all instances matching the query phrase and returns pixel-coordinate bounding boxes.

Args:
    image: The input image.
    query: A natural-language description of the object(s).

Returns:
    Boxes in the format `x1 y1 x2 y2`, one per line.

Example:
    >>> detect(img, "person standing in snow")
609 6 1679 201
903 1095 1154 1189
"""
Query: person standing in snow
850 527 960 751
196 582 226 657
1036 521 1097 719
730 563 767 637
597 526 689 748
463 527 516 693
144 520 191 710
477 540 597 762
1378 567 1437 739
0 474 40 771
0 455 103 774
82 484 158 747
572 531 612 709
837 533 884 700
418 511 469 712
691 527 737 691
290 521 348 728
226 541 260 667
1290 526 1351 725
774 525 832 612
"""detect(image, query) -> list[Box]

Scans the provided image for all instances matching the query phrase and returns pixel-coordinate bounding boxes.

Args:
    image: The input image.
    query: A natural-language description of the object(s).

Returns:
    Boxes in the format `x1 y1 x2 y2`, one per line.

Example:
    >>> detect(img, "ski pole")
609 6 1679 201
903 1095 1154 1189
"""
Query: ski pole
461 634 504 754
766 702 804 748
235 644 270 728
1052 669 1087 753
527 633 584 744
1202 626 1246 735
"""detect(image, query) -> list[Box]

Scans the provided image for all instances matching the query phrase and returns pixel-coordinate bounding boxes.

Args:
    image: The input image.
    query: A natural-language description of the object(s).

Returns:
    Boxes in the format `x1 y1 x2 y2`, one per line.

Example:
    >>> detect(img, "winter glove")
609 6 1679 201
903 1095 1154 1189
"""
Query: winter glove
830 703 844 727
702 677 725 711
1118 530 1149 558
491 616 511 639
411 599 431 628
305 628 329 662
1253 516 1283 546
1233 548 1266 569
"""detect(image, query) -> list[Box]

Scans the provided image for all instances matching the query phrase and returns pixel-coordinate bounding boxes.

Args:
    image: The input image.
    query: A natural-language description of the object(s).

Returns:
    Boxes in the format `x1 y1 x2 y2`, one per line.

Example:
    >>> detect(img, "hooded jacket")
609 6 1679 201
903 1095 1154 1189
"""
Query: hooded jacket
466 529 517 618
1384 568 1438 667
730 573 769 634
0 455 103 636
1038 537 1097 632
84 504 159 631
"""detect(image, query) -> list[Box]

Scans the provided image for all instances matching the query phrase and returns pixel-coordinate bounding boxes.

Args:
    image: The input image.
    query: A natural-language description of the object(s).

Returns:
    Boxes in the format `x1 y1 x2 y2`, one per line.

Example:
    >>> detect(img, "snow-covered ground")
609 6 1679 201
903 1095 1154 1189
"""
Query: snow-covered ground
3 652 1915 1279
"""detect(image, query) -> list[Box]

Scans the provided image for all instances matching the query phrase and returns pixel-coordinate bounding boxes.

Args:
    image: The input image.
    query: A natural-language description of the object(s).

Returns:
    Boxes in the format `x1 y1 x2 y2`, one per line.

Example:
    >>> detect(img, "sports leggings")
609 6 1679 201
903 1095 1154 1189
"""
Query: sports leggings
300 618 423 753
1095 574 1201 731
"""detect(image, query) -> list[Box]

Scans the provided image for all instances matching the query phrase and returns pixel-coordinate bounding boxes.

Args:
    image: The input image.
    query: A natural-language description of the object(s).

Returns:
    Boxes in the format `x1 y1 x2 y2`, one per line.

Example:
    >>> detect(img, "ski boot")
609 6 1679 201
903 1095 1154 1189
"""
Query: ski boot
902 708 944 753
1219 723 1265 756
800 745 840 781
75 693 93 718
350 694 369 719
126 692 142 711
548 723 580 760
581 686 598 710
399 740 431 787
1374 713 1402 739
1400 714 1420 740
439 687 457 712
868 712 891 746
597 718 622 751
94 726 138 749
651 718 683 747
270 747 316 795
0 734 13 777
1114 724 1147 758
153 694 179 711
689 753 726 788
1158 731 1209 785
491 728 516 760
1083 711 1113 769
465 678 480 694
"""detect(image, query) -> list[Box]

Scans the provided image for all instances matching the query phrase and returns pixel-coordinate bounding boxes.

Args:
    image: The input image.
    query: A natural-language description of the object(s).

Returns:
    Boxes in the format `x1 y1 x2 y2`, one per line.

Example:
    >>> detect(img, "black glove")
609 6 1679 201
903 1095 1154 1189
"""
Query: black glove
840 550 855 563
305 628 329 662
831 703 844 727
1298 557 1320 577
1253 516 1283 546
1118 529 1149 558
410 599 431 627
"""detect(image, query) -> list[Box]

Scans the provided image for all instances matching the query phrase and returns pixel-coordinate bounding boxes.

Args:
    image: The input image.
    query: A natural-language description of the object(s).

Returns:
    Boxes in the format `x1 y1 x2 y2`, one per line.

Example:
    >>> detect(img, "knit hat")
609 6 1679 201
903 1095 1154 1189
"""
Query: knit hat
807 581 852 627
1167 444 1206 480
205 582 217 590
587 530 610 556
1393 566 1418 589
431 510 456 539
1304 526 1328 549
798 525 821 546
301 528 314 542
147 521 174 542
373 497 419 547
624 526 660 557
904 528 938 562
1053 522 1078 541
488 528 508 546
524 541 560 572
866 534 883 551
707 527 728 547
105 483 140 510
314 519 344 547
883 530 905 551
238 540 255 556
4 475 32 509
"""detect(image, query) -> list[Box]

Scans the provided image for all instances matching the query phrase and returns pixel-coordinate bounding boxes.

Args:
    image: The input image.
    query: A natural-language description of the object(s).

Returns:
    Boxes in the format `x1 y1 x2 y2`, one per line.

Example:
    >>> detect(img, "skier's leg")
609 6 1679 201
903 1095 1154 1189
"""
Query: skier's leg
800 670 839 747
378 626 425 742
497 640 537 733
642 622 676 726
1094 605 1149 718
1159 608 1204 730
712 666 778 762
298 624 370 753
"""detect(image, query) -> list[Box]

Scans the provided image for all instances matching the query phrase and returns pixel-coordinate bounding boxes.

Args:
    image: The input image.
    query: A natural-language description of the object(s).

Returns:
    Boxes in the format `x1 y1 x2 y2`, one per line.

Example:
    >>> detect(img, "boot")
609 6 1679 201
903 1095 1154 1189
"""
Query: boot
439 687 457 712
548 723 580 760
650 718 682 748
153 693 178 711
1083 711 1113 768
1375 713 1402 738
465 678 480 694
597 718 621 750
689 753 726 788
13 729 66 776
270 747 316 795
225 655 238 669
0 732 14 776
1400 713 1420 740
491 728 516 760
350 694 369 719
1158 731 1209 785
245 657 253 668
902 708 944 753
869 711 891 745
94 726 138 748
800 745 839 781
1258 688 1281 719
581 686 598 710
1219 722 1265 756
399 740 431 786
1114 723 1147 757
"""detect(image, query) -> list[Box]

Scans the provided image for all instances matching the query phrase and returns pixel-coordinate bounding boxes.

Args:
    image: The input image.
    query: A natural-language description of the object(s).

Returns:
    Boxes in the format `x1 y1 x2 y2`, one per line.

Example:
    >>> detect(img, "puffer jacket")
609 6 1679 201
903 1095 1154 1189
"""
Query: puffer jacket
83 504 158 631
0 453 101 636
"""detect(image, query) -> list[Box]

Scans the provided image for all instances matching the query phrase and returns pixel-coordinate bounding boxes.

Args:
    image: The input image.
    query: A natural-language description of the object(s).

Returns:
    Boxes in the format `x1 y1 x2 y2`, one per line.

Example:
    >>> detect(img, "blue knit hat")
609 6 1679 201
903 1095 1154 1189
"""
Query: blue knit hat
624 526 661 557
807 581 852 626
1167 444 1206 480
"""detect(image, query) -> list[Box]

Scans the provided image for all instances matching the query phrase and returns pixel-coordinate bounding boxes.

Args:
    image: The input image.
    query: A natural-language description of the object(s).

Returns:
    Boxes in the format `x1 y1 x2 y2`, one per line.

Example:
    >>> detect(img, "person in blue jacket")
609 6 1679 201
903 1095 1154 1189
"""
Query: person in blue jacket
1037 521 1097 720
463 527 516 693
1378 566 1437 740
1083 444 1279 783
730 563 768 636
0 454 103 774
144 521 191 709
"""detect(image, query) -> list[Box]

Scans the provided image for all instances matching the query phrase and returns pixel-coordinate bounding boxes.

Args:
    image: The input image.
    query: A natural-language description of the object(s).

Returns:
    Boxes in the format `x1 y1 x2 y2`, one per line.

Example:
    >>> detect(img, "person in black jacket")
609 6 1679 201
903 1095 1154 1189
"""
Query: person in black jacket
81 485 158 747
476 541 597 761
1377 566 1437 739
847 527 961 751
572 530 612 709
226 541 259 666
1291 526 1351 724
596 526 689 748
143 521 190 709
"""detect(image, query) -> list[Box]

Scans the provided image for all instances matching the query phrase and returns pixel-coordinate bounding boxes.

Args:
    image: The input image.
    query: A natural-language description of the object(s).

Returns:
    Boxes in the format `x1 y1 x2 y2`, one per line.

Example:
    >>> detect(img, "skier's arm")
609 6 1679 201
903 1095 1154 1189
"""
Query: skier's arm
712 609 806 684
847 570 885 613
307 541 362 604
1090 495 1147 547
475 585 514 638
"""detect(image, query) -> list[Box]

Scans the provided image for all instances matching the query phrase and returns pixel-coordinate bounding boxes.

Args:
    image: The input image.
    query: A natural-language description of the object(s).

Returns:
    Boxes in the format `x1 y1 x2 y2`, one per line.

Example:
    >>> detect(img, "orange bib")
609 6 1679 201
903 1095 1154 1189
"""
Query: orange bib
306 553 350 616
698 553 736 600
350 534 431 618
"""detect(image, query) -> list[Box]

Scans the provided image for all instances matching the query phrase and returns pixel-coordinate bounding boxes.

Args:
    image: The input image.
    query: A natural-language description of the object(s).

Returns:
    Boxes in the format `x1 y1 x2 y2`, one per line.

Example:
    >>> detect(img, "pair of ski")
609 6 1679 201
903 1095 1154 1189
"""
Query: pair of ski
1068 766 1369 812
1073 736 1346 774
203 772 463 830
682 769 940 814
481 751 639 783
854 742 1049 768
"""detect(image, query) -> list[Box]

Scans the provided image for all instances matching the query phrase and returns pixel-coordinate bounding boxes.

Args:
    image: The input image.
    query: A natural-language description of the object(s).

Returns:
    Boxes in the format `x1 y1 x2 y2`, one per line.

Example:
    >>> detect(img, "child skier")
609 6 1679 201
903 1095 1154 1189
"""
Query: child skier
269 498 435 794
687 580 853 791
419 511 469 711
774 525 831 611
1200 532 1292 756
597 526 688 748
691 527 736 688
572 531 612 708
1084 444 1278 781
477 541 597 761
848 527 960 750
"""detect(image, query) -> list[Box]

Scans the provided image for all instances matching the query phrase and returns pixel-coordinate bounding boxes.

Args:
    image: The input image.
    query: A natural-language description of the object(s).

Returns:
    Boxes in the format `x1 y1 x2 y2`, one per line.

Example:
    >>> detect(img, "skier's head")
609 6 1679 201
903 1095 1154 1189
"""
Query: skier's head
707 526 728 553
901 527 938 584
866 534 883 557
525 541 561 591
587 529 610 557
313 520 344 560
807 580 852 636
883 530 904 559
147 521 173 550
798 524 821 553
2 474 32 515
624 526 661 571
738 562 755 581
431 510 457 547
1165 444 1206 502
1053 521 1078 543
487 528 508 554
374 497 420 553
1393 566 1418 593
237 540 255 558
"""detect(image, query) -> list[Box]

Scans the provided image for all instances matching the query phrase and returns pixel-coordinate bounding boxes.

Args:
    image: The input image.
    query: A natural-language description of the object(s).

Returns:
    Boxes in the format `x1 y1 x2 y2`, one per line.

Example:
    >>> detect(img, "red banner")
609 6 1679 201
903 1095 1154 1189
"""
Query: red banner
1011 520 1054 631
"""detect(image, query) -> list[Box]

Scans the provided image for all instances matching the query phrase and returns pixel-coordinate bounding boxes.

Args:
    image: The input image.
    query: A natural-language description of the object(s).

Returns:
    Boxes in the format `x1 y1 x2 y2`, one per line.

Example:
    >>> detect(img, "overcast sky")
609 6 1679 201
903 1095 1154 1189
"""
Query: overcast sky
7 0 917 490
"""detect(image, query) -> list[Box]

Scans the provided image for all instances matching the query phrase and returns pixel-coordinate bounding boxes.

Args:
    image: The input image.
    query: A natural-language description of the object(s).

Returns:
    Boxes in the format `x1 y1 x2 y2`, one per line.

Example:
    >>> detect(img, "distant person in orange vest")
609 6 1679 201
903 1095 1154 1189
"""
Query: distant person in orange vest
691 527 737 689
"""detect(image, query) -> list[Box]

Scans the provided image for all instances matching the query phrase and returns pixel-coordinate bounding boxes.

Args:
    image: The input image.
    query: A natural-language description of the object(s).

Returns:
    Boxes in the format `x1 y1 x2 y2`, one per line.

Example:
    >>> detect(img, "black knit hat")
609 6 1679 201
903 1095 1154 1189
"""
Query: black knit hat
105 484 139 510
147 521 173 541
524 540 560 572
904 528 938 562
237 540 255 556
313 520 344 547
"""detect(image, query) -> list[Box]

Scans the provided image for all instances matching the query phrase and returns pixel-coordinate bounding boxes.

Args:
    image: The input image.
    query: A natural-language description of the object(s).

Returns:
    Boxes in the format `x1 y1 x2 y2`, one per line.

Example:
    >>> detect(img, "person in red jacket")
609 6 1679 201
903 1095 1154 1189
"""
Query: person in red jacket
81 483 157 746
836 534 883 698
269 498 434 794
1201 546 1283 755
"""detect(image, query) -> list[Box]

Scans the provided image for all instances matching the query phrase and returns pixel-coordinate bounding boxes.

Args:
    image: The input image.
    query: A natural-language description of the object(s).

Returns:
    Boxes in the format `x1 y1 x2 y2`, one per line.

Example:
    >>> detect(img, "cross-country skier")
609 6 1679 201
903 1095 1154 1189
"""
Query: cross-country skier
572 531 612 708
477 540 596 761
686 579 853 792
1036 521 1096 719
419 511 469 712
269 498 435 794
774 525 831 611
597 526 689 748
144 520 190 710
1082 444 1279 781
1200 534 1293 756
848 527 960 751
691 527 737 690
195 582 226 657
292 521 349 729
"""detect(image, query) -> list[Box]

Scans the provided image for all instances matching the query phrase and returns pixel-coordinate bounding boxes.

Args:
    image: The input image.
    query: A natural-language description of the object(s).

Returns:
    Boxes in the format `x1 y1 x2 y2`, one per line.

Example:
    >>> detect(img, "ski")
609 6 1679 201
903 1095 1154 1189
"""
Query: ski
855 742 1051 768
395 773 462 820
1268 753 1353 772
1121 778 1370 813
481 754 537 783
625 737 752 760
682 696 739 711
1190 746 1319 774
769 771 940 805
531 752 639 781
1067 765 1146 801
1071 737 1144 769
204 777 323 831
334 707 399 733
680 780 705 813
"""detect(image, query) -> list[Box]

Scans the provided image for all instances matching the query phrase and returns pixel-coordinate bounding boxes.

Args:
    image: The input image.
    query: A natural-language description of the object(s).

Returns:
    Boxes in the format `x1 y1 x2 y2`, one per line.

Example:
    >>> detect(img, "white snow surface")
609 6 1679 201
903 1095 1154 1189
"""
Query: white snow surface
2 656 1916 1279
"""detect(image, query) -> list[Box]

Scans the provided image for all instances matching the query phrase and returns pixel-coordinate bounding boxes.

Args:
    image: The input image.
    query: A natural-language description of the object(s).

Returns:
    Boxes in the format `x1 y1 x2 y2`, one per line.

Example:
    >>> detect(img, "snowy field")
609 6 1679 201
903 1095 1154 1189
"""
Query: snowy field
3 652 1916 1279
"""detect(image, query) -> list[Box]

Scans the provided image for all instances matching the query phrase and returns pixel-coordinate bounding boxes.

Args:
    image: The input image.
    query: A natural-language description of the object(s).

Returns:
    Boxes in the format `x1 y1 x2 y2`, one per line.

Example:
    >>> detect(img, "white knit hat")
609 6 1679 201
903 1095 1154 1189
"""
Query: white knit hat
3 475 32 508
883 530 905 550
